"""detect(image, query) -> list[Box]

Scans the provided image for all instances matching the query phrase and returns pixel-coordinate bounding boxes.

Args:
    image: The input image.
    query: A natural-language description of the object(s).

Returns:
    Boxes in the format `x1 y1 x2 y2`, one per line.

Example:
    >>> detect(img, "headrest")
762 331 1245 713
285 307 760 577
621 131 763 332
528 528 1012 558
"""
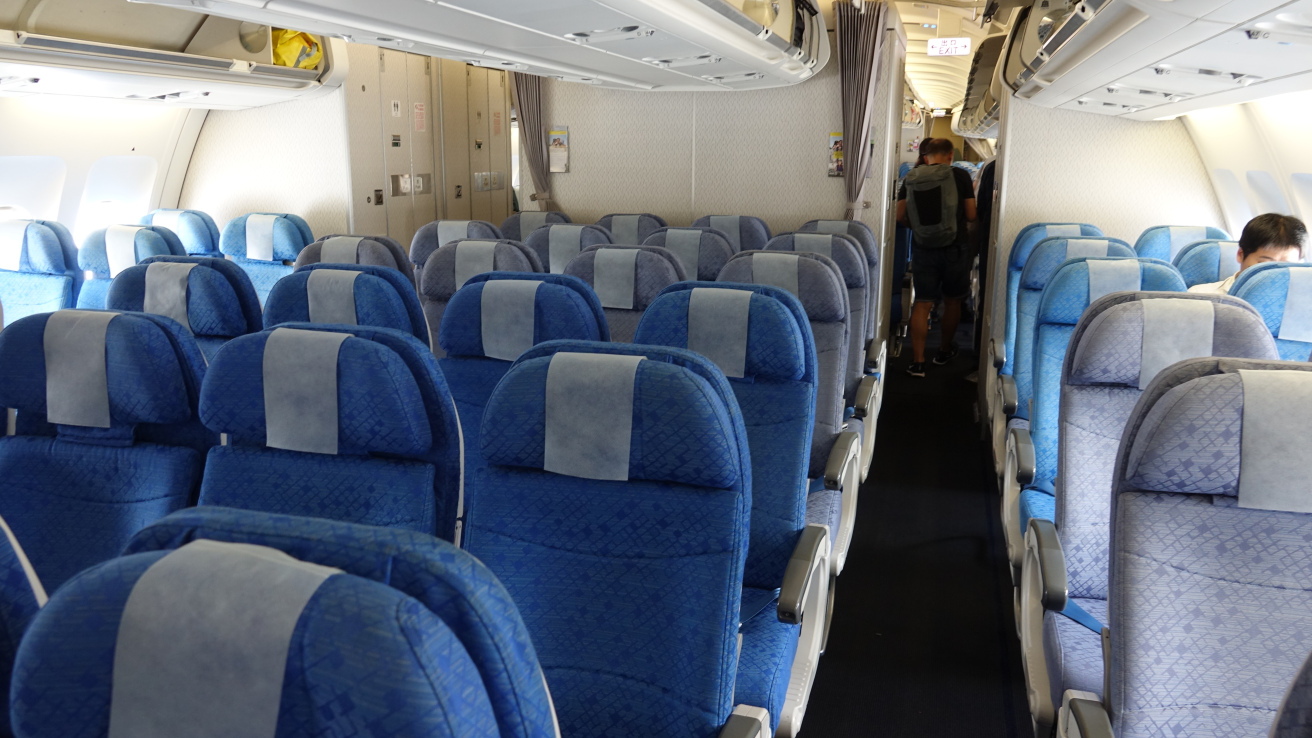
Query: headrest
765 233 867 288
717 251 849 323
524 223 613 274
439 275 605 360
419 239 541 302
1173 239 1242 284
595 213 667 245
1122 365 1312 512
1038 258 1187 325
1134 224 1231 262
500 210 570 241
0 220 73 275
142 209 221 256
0 310 193 429
1231 263 1312 345
1068 293 1277 390
294 234 415 283
642 227 735 281
265 264 428 344
635 283 811 383
79 226 182 278
692 215 771 252
466 271 609 341
481 346 742 488
107 259 250 338
797 219 878 266
200 326 431 456
410 219 502 267
1018 238 1135 290
219 213 313 263
565 245 683 311
1009 223 1105 270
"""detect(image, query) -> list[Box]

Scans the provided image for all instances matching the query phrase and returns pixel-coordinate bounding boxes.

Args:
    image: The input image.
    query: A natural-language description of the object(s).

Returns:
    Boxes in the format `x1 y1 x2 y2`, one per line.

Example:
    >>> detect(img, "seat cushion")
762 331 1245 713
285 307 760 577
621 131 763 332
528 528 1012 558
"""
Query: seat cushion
735 591 799 733
1043 597 1106 705
1019 488 1055 537
806 488 842 552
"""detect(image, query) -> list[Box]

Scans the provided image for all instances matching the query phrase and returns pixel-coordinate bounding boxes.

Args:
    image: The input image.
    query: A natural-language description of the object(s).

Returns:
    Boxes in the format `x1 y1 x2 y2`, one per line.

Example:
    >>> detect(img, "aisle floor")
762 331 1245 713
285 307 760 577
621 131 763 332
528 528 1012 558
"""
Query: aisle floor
800 327 1033 737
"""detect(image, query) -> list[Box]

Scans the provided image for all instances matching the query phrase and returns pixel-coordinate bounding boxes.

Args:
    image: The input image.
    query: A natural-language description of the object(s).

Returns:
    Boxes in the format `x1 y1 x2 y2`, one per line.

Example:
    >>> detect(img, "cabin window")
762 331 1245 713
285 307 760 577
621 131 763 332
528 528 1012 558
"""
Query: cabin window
73 156 157 244
1211 168 1253 234
1246 170 1292 216
0 156 66 222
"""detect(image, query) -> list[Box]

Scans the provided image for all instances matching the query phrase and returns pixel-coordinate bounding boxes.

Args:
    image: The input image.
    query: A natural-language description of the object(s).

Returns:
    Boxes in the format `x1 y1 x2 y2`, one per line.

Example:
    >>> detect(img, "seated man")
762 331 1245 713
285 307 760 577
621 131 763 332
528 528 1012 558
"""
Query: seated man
1189 213 1306 294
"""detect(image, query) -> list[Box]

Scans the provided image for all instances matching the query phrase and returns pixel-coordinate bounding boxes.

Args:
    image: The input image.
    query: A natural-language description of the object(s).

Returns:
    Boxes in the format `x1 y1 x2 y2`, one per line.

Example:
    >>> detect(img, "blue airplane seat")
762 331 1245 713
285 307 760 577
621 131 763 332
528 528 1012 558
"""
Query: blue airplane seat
294 233 416 286
0 219 80 326
500 210 571 242
265 263 428 346
594 212 667 244
410 219 503 284
419 239 543 356
1132 224 1231 262
1171 238 1242 288
643 226 736 280
522 223 612 274
141 209 221 257
219 213 314 305
77 225 186 309
1230 262 1312 361
563 244 685 342
693 214 772 252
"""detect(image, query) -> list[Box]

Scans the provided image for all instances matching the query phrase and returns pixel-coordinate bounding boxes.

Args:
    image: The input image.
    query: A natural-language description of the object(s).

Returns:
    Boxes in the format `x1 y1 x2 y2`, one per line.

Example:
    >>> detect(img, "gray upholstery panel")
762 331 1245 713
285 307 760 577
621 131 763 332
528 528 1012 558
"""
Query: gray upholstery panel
454 240 498 290
44 310 116 428
1139 299 1214 390
752 253 800 297
481 280 541 361
106 226 143 277
1280 268 1312 343
262 327 349 455
1088 259 1142 303
143 262 197 333
610 215 641 245
688 287 752 379
306 269 359 326
549 225 586 274
663 229 702 280
321 236 363 264
544 352 643 480
1237 370 1312 513
710 216 741 251
0 220 25 271
594 248 638 310
437 220 471 248
245 215 277 262
1065 239 1110 260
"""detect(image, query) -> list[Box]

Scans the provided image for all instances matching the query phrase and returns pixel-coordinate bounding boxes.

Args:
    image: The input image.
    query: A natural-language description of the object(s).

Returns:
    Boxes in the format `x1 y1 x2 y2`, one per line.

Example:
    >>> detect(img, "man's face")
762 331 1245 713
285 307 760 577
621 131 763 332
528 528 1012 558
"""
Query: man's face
1239 244 1303 272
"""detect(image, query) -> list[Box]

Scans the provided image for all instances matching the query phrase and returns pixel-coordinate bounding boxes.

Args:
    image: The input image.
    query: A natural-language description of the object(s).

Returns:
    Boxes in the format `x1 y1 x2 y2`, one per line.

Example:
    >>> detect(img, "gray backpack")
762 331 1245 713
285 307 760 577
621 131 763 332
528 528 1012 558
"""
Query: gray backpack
904 165 958 248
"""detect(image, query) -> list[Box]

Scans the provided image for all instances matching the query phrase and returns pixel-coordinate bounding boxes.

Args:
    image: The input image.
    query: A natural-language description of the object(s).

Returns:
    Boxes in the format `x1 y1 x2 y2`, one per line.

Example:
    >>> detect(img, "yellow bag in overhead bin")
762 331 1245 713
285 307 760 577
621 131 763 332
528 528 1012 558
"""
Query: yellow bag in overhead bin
271 29 323 69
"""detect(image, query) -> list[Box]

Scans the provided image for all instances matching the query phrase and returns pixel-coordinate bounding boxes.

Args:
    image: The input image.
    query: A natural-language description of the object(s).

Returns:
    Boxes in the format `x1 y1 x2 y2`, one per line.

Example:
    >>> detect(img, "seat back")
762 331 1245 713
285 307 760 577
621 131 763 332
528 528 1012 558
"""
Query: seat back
636 283 815 589
107 256 263 362
797 219 879 341
563 244 684 342
1056 293 1277 601
294 233 416 285
718 251 849 478
693 214 770 252
265 264 428 345
78 225 186 309
198 324 463 539
500 210 570 241
141 209 221 257
13 536 502 738
0 310 213 589
0 219 79 326
464 343 750 736
1108 359 1312 737
1171 238 1242 288
1001 223 1104 375
642 226 735 281
766 233 869 402
410 219 503 279
1011 238 1136 419
523 223 612 273
1230 262 1312 361
595 212 667 244
219 213 315 304
1274 649 1312 737
0 514 45 738
420 239 543 355
1132 224 1231 262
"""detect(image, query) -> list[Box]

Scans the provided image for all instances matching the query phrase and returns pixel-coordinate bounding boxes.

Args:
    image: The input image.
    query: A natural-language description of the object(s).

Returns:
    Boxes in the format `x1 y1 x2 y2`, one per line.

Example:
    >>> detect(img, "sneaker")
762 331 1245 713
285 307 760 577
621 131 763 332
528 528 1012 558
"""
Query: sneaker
906 362 927 378
933 346 959 366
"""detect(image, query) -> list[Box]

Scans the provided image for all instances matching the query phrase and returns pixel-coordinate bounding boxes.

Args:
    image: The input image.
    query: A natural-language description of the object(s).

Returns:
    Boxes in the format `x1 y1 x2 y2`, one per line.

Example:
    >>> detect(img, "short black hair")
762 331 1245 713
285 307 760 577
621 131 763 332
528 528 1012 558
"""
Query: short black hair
923 138 954 158
1239 213 1307 258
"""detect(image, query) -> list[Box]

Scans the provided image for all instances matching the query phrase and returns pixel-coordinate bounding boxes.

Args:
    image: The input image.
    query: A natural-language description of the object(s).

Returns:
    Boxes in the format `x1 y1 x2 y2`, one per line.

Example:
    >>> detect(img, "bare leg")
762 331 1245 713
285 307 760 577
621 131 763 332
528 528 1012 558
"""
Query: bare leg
911 301 933 363
940 298 963 350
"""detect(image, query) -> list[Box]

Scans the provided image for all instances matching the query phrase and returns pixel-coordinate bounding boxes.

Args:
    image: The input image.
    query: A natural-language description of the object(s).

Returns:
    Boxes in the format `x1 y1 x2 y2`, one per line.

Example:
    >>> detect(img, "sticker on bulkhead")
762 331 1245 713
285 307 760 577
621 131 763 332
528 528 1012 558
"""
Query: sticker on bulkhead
391 100 402 117
414 102 426 132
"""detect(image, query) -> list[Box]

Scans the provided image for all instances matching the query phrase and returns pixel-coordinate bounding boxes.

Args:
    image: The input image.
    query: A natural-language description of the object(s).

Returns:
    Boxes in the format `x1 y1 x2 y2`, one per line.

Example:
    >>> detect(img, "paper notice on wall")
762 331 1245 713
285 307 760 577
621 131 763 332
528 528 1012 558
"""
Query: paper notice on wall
828 132 843 177
414 102 426 132
549 128 569 173
493 111 502 135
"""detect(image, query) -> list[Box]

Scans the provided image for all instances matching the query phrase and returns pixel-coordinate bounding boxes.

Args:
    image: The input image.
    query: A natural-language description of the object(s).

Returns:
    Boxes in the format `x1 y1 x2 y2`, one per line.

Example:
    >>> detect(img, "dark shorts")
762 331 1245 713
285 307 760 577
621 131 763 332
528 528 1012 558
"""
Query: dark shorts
912 244 973 302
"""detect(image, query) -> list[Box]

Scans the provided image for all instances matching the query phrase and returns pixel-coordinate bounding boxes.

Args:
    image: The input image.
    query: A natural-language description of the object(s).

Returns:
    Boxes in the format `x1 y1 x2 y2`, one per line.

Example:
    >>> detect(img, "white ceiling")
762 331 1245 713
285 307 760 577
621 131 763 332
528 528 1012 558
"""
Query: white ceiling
895 1 991 110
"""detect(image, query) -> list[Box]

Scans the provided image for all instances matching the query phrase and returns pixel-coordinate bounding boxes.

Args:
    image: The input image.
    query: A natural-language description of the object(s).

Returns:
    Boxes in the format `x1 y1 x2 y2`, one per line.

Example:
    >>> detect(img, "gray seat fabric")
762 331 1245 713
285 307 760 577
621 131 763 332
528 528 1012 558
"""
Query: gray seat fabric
594 213 667 245
294 234 416 285
419 239 541 356
692 215 771 252
523 224 613 274
642 227 735 281
563 245 685 342
409 220 502 286
499 211 570 242
797 219 879 342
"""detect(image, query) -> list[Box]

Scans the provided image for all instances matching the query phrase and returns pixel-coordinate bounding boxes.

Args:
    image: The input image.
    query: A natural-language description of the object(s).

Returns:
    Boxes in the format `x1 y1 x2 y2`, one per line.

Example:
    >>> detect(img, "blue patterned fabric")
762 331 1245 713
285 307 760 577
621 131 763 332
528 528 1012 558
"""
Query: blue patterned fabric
107 258 256 358
420 240 543 356
565 245 685 343
77 227 184 309
465 271 609 340
0 518 43 738
642 227 736 281
1230 263 1312 361
410 220 503 271
465 341 750 737
796 219 879 342
294 234 416 285
142 209 221 257
1133 224 1231 262
1173 239 1240 288
1018 488 1054 536
735 594 799 731
523 224 612 273
693 215 771 252
501 211 571 241
1042 597 1107 707
12 546 501 738
0 220 79 326
1001 224 1105 376
594 213 667 244
1274 649 1312 737
265 264 428 344
219 213 314 304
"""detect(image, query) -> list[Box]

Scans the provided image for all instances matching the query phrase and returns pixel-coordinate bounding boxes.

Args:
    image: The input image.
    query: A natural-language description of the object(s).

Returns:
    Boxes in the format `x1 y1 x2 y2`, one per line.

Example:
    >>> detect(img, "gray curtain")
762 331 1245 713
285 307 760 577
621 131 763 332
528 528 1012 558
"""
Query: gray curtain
509 72 554 212
835 1 889 220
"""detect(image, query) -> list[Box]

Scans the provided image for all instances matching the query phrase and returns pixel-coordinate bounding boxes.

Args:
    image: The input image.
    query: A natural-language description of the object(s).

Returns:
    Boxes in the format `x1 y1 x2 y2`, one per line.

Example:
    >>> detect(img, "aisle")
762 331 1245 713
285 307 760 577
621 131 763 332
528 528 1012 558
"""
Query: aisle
800 329 1033 737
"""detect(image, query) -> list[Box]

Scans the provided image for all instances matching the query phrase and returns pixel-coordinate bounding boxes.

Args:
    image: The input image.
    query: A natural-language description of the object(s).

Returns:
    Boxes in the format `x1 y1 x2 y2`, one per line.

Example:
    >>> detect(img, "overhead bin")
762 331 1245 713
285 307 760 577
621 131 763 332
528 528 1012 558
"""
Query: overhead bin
953 34 1006 139
131 0 830 91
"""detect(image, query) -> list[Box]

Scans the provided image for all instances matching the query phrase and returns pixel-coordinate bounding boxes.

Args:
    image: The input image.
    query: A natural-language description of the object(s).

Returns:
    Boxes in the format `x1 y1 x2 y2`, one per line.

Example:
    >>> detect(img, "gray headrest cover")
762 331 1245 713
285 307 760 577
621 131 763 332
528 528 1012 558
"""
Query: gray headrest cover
482 280 541 361
752 253 800 297
548 225 586 274
710 216 741 251
1047 224 1082 238
437 220 471 248
262 327 350 454
519 211 549 233
306 269 359 325
0 220 27 271
1139 299 1214 390
544 352 642 481
44 310 116 428
321 236 363 264
1218 242 1241 279
108 540 339 738
664 230 702 279
245 215 278 262
689 288 752 379
1169 226 1208 260
611 215 641 245
1065 239 1110 261
1279 268 1312 343
594 249 638 310
455 241 498 290
106 226 144 278
1087 259 1141 303
0 515 45 607
1237 370 1312 513
151 210 183 234
144 262 198 333
794 233 833 258
816 220 847 235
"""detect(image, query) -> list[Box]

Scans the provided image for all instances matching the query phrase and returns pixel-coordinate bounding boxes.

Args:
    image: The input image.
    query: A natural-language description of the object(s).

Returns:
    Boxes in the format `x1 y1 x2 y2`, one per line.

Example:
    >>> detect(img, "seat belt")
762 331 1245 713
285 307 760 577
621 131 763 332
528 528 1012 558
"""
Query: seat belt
1060 598 1104 635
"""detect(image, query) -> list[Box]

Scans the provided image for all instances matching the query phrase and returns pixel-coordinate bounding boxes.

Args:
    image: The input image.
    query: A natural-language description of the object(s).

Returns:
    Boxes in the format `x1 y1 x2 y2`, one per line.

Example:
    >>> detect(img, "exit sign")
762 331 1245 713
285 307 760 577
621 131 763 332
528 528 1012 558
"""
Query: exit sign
928 37 972 56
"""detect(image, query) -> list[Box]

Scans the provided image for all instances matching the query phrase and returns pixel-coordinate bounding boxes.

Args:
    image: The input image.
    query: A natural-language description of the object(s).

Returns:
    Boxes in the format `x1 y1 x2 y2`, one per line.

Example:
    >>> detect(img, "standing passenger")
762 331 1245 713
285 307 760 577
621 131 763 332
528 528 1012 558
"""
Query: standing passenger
1188 213 1307 294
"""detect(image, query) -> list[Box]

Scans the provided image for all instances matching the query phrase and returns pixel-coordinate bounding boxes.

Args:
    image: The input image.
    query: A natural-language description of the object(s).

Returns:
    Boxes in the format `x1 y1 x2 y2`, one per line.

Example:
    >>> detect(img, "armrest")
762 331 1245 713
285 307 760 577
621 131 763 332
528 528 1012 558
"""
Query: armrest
1008 426 1036 486
778 524 828 625
997 374 1018 415
991 337 1006 369
865 337 882 373
720 706 770 738
852 375 877 419
1069 699 1114 738
1027 518 1067 612
824 431 861 491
